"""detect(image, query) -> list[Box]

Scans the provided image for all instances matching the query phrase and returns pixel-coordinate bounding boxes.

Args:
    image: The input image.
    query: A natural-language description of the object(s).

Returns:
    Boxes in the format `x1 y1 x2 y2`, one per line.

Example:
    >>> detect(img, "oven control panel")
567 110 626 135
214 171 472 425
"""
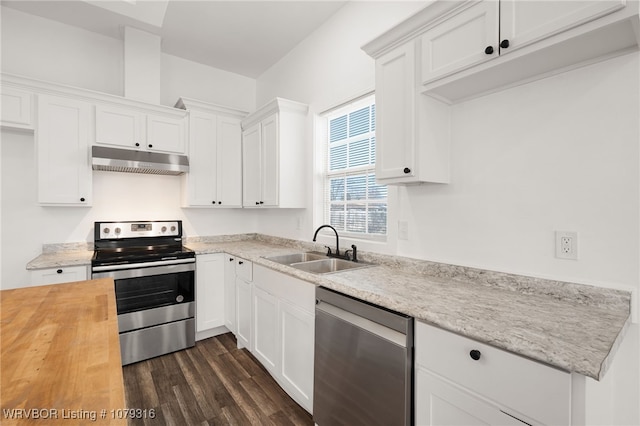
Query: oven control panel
97 221 181 239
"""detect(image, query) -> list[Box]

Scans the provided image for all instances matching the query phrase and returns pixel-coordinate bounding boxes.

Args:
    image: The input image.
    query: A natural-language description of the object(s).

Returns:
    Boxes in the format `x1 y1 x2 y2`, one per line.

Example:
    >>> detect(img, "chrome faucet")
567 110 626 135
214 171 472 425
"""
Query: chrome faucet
313 225 342 259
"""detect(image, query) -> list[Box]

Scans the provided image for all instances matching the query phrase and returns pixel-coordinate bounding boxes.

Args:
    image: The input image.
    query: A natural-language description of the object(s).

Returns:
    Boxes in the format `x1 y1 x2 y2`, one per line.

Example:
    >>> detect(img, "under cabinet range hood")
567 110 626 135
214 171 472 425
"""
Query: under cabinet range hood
91 146 189 175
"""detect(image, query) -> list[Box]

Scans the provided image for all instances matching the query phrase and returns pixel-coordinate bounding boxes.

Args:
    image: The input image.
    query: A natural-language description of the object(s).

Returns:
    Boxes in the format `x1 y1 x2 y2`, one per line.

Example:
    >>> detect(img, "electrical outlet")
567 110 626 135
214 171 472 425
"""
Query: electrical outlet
555 231 578 260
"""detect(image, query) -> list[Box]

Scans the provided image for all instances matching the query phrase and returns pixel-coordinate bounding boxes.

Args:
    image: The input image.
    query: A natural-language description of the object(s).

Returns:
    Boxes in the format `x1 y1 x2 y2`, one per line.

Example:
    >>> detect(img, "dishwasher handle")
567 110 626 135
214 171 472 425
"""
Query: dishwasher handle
317 300 408 348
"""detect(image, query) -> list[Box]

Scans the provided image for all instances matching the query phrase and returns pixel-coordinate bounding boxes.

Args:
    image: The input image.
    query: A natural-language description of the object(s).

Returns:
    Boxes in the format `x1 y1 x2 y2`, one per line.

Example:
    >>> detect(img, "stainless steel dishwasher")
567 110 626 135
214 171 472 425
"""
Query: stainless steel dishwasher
314 286 413 426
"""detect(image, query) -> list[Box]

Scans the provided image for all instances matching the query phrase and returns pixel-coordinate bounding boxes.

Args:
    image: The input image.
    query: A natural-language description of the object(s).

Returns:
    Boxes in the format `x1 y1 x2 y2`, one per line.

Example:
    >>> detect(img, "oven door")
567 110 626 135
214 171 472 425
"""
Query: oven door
92 261 195 332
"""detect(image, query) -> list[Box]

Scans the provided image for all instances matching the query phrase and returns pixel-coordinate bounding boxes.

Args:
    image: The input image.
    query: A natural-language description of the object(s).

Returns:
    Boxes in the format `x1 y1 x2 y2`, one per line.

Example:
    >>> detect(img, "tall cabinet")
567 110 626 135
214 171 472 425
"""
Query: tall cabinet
241 98 308 208
176 98 247 208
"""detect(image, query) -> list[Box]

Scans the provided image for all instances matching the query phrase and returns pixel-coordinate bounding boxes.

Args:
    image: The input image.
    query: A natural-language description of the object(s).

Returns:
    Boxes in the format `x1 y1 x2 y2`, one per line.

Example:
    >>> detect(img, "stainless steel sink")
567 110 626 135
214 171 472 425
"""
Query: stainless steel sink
290 258 373 274
264 252 327 265
264 252 374 274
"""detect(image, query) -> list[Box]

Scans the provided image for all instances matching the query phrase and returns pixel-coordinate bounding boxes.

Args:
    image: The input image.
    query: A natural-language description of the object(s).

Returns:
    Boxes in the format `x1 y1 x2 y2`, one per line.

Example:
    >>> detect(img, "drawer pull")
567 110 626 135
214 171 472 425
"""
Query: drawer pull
56 269 63 274
470 349 481 361
238 261 244 265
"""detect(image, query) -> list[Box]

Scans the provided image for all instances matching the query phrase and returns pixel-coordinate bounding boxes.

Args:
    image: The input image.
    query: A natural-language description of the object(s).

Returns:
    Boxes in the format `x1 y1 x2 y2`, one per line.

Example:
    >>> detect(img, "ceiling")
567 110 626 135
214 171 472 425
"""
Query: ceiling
1 0 347 78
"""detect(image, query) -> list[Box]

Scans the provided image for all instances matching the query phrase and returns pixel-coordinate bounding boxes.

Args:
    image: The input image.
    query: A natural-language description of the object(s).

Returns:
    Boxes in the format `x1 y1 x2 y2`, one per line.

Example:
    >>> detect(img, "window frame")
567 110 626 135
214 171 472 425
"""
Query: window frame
322 94 387 242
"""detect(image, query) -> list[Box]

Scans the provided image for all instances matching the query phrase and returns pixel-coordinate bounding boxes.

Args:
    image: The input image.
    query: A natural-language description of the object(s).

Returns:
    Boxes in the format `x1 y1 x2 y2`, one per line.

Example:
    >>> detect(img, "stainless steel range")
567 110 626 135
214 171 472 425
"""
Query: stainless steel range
91 220 195 365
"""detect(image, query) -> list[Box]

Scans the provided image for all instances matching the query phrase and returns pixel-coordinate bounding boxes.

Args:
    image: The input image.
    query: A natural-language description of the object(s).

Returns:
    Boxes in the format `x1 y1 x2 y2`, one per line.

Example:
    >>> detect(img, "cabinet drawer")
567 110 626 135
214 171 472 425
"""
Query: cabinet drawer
235 258 253 282
30 266 88 286
415 321 571 426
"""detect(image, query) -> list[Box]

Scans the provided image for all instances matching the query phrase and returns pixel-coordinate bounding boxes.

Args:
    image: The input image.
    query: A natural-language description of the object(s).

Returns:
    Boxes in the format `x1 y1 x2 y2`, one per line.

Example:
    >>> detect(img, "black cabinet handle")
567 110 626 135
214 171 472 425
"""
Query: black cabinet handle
229 258 234 262
218 201 222 205
484 45 494 55
259 201 264 204
470 349 481 361
135 142 140 147
256 201 260 205
403 167 411 174
56 269 63 274
212 201 216 204
148 144 153 148
500 39 510 49
238 261 244 265
80 197 85 202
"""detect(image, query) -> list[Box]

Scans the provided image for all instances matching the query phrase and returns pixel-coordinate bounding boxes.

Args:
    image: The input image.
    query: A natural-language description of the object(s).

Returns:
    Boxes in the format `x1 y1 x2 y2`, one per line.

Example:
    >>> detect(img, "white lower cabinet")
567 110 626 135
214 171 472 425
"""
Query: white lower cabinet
235 257 253 350
195 254 225 339
251 264 315 413
30 265 88 286
224 254 237 334
415 321 571 426
252 285 279 373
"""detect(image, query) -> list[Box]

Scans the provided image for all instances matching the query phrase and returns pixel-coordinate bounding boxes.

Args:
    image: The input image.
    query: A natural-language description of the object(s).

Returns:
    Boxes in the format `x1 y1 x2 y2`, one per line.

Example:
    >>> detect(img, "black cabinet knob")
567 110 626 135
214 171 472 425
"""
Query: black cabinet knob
238 261 243 265
255 201 260 205
484 45 494 55
148 144 153 148
403 167 411 174
470 349 481 361
500 39 510 49
80 197 85 202
56 269 63 274
135 142 140 147
259 201 264 204
212 201 216 204
218 201 222 205
229 258 234 262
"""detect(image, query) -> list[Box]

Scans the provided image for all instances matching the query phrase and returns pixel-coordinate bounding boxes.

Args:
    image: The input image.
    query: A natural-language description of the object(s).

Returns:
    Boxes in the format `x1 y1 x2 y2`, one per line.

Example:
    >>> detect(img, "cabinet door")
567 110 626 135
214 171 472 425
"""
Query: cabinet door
147 115 186 154
420 1 499 85
375 43 416 181
280 301 314 412
252 285 279 373
260 114 279 207
217 116 242 207
235 277 252 350
95 105 143 149
224 254 237 334
186 111 218 206
416 368 528 426
195 254 225 333
500 0 625 53
1 87 33 129
30 266 88 286
242 123 262 207
37 95 92 205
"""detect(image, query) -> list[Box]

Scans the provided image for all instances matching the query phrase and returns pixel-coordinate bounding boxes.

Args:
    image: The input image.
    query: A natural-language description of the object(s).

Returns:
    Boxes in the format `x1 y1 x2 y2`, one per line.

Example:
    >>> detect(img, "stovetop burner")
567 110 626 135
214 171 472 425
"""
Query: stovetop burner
92 220 194 267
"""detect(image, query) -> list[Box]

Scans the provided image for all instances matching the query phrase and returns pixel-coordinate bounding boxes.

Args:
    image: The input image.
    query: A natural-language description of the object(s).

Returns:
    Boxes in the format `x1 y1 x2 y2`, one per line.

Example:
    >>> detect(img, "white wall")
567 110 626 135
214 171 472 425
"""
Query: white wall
255 1 639 423
0 5 259 289
255 1 425 247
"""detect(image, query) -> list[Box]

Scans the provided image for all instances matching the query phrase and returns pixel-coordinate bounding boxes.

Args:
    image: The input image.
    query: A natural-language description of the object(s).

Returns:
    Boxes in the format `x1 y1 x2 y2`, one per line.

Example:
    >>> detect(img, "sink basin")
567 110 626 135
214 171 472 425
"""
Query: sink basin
290 258 373 274
264 252 327 265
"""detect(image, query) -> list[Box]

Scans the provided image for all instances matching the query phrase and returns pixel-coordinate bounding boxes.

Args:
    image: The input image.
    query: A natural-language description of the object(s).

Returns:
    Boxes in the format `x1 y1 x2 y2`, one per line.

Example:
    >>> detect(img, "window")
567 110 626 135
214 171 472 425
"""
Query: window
324 95 387 237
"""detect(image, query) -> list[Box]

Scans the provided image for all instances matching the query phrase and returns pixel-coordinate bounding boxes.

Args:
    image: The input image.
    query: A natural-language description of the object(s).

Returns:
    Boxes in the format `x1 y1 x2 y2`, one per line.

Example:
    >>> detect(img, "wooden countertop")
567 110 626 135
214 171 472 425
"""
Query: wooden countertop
1 278 126 425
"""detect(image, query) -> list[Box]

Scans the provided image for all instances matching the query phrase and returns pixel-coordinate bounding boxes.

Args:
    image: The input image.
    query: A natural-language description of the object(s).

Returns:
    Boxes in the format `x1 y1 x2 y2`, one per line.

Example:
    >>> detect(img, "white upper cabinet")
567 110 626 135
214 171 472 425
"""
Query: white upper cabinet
374 42 451 184
500 0 626 53
421 1 499 85
364 0 638 103
241 98 308 208
176 97 246 208
95 104 186 154
1 87 34 130
37 95 92 206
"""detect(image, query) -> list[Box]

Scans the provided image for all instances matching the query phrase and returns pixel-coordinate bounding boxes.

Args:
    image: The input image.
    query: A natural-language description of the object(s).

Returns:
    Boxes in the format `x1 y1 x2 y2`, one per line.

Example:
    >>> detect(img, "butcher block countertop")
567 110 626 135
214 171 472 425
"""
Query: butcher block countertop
0 278 126 425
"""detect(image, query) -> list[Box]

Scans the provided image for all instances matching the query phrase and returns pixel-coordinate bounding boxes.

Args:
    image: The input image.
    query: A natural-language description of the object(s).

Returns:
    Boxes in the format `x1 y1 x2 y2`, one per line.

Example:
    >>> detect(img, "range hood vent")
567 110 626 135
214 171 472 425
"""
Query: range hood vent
92 146 189 176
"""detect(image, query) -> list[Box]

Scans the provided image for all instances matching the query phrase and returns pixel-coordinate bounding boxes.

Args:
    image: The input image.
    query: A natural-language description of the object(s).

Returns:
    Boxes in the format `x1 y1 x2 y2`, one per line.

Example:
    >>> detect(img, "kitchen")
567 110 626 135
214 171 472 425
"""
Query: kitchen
1 0 639 425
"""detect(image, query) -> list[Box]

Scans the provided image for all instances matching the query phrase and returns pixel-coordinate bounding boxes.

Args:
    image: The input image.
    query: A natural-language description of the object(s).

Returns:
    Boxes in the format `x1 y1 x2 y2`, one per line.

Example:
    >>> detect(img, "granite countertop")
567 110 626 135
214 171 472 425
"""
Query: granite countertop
26 234 631 381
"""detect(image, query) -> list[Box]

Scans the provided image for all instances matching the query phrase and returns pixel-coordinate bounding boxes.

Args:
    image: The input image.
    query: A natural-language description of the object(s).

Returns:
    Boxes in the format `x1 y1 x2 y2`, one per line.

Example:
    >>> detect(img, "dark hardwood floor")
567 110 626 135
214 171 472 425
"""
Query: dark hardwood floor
123 333 313 426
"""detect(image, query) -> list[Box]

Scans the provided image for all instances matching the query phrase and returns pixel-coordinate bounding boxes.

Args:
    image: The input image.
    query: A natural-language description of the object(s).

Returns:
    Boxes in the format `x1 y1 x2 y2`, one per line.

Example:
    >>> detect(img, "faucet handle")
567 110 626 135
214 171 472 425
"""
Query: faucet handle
324 246 332 256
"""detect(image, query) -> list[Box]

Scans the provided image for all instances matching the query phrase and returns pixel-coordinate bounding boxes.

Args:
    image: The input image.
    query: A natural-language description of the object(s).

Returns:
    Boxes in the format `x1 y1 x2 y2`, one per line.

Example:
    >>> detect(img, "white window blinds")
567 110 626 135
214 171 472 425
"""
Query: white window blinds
325 96 387 236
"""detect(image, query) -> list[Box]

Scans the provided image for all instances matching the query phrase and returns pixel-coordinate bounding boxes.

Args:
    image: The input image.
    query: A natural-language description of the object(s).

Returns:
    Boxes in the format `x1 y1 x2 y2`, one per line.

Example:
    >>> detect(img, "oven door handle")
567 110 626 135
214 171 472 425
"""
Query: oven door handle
92 257 195 273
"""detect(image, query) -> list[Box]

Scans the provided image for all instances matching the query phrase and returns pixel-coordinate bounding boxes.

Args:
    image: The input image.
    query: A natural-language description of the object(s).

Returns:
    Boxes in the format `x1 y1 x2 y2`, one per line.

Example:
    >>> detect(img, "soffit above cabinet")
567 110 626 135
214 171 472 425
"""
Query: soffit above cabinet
362 0 640 104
